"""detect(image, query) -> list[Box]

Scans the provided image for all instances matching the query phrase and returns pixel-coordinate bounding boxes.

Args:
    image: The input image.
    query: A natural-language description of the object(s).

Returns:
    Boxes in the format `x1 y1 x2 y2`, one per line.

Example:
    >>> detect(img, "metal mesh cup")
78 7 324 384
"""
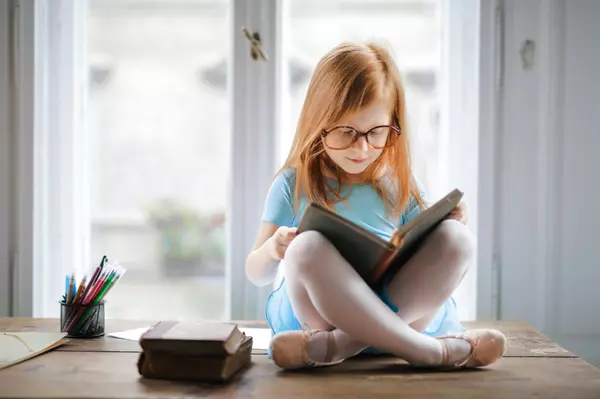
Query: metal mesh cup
60 300 106 338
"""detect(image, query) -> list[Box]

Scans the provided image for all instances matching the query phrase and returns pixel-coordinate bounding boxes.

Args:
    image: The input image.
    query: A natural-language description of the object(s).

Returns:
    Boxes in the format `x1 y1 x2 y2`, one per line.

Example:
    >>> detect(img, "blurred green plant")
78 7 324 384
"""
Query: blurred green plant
147 199 225 274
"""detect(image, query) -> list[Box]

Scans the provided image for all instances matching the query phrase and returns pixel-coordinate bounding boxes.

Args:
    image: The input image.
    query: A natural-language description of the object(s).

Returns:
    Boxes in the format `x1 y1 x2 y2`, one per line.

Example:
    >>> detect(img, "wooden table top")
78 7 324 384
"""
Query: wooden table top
1 318 600 398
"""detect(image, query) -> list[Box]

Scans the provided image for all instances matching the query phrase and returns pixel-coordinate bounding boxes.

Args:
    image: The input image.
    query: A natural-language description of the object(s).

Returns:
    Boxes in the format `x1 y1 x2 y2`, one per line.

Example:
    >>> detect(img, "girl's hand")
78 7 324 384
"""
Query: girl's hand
268 226 298 260
446 201 468 224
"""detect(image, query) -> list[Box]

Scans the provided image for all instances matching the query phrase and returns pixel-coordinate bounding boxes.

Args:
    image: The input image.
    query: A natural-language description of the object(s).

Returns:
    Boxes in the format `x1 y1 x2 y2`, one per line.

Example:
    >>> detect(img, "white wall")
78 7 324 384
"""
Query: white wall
498 0 600 366
0 0 12 317
555 0 600 366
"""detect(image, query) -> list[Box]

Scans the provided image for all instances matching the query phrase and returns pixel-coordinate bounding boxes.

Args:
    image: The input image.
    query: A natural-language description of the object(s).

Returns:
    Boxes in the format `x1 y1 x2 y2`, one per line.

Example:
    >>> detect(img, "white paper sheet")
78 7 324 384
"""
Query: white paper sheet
106 326 272 351
106 327 150 341
239 327 271 351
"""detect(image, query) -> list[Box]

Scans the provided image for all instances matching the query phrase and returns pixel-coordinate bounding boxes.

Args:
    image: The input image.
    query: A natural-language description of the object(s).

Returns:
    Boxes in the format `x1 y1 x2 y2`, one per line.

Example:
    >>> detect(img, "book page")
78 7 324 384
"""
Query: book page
107 327 150 340
107 326 272 353
239 327 271 353
161 321 237 342
0 332 68 370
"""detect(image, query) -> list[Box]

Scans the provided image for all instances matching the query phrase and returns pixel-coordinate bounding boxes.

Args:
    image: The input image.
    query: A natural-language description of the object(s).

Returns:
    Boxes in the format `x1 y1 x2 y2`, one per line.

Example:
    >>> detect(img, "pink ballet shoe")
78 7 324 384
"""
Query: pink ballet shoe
269 329 345 370
438 328 508 369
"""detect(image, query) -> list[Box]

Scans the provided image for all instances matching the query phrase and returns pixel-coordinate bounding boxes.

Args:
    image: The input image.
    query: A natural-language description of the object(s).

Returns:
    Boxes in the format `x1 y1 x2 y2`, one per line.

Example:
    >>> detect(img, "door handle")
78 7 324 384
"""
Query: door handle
241 27 268 61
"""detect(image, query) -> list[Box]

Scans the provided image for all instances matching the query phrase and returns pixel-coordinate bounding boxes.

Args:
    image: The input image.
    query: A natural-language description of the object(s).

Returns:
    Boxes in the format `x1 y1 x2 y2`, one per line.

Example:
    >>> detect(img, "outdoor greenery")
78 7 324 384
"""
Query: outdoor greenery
147 199 225 276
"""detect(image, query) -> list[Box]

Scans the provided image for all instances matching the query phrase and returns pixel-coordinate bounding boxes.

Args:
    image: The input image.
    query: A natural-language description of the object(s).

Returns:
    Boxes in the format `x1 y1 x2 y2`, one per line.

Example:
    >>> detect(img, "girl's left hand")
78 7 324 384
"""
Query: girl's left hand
446 201 468 225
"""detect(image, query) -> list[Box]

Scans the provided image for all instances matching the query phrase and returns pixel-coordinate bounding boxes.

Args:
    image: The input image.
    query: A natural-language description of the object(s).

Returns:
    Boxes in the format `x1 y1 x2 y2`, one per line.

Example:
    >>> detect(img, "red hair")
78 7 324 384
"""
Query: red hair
278 42 424 219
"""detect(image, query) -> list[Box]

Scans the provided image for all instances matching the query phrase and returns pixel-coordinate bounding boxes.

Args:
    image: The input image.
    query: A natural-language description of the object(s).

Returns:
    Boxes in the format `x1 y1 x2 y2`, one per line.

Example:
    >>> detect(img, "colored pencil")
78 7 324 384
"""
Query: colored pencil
61 257 126 334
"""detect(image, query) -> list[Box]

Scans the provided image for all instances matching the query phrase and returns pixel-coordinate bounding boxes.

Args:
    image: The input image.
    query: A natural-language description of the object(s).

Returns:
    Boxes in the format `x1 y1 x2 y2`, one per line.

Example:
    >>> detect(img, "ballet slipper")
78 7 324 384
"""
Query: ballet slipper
269 329 345 370
437 328 508 369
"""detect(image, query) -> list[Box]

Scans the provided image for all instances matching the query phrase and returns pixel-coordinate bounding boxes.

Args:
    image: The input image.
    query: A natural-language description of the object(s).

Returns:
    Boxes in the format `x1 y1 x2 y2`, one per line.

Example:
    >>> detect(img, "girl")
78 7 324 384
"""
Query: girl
245 42 507 370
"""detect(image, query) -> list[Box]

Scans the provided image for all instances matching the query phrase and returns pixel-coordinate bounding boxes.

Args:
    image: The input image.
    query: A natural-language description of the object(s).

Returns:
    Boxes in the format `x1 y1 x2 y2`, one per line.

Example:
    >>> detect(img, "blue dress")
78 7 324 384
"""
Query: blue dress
261 169 465 353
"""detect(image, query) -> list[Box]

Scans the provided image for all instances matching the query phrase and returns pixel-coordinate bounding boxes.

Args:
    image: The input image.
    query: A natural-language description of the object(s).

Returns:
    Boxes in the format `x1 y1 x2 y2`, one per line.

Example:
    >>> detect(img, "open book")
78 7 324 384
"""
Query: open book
0 332 69 370
296 188 463 288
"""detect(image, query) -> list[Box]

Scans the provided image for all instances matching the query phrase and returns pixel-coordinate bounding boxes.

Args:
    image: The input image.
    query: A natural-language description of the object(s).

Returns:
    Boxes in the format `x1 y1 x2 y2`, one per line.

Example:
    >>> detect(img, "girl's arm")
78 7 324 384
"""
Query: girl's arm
247 169 297 286
245 221 296 287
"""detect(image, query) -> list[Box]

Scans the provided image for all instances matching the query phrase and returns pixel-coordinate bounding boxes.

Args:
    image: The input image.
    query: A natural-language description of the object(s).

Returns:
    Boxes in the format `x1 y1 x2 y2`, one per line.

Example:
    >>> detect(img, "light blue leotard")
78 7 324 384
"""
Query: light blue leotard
262 168 465 353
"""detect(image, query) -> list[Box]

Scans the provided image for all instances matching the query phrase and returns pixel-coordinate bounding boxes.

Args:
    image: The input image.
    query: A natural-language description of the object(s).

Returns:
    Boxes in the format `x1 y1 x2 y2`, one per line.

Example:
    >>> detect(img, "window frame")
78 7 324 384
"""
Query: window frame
0 0 12 317
438 0 482 321
228 0 285 320
475 0 503 321
9 0 90 317
11 0 38 317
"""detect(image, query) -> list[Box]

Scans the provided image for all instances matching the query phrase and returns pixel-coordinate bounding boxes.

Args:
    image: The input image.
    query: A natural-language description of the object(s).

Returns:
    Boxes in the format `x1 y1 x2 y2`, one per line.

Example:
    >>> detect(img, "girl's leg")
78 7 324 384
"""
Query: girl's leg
385 219 473 329
274 220 505 368
281 272 333 332
278 220 471 366
282 280 368 362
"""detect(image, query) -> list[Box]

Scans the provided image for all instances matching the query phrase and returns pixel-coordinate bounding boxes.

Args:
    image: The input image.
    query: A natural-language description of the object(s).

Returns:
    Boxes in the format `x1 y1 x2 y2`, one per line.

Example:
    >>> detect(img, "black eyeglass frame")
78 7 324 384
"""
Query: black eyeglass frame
320 124 402 150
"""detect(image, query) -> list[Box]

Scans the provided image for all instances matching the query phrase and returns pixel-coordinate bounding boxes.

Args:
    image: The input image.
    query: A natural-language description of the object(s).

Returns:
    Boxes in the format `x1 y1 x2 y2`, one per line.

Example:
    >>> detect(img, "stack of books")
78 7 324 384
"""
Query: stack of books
137 320 253 383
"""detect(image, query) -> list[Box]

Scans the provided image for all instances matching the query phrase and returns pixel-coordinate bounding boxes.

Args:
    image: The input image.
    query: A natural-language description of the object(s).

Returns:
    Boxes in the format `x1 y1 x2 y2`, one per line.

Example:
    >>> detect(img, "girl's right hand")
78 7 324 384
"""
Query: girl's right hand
268 226 298 260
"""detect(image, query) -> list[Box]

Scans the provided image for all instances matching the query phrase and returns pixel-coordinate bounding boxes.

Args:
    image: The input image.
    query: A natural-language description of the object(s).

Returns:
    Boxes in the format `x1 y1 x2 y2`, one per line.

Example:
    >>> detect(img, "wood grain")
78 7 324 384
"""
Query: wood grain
0 319 598 398
0 318 574 357
0 352 599 399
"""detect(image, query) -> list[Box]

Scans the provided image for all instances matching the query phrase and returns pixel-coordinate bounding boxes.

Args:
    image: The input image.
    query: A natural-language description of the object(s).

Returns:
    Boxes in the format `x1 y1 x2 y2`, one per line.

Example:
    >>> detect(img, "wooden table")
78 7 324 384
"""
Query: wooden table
1 318 600 398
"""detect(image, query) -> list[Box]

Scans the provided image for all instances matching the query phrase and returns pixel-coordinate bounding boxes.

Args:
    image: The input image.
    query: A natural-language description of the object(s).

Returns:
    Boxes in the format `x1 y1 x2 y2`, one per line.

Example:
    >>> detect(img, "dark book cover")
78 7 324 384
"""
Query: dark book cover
297 189 463 287
137 335 253 383
140 320 247 357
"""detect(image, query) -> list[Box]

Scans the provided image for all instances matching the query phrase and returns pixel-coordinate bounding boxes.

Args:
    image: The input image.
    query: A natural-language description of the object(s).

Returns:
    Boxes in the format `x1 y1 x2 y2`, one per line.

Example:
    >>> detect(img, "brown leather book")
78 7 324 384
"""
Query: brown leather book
140 320 247 357
297 188 463 289
137 335 253 383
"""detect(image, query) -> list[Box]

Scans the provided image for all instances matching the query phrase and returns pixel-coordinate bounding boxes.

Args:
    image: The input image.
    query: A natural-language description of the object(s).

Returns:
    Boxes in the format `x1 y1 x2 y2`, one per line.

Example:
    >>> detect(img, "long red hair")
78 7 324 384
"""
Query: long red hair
278 42 425 219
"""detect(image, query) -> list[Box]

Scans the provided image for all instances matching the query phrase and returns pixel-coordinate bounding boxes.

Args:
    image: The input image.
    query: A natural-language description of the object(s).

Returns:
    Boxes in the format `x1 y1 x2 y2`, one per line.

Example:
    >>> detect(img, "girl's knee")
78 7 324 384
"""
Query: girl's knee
284 231 331 276
433 219 476 268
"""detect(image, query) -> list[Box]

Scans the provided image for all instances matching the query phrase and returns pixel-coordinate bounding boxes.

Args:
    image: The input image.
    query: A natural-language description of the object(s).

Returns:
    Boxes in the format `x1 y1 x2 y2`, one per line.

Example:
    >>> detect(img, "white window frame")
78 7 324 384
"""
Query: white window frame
9 0 90 317
475 0 503 321
7 0 495 322
228 0 284 320
0 0 12 317
12 0 38 317
439 0 485 321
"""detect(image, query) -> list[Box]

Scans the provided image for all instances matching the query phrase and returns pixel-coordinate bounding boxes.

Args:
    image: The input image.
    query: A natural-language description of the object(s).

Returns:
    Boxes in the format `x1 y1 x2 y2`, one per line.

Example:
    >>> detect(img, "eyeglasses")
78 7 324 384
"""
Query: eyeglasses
321 125 401 150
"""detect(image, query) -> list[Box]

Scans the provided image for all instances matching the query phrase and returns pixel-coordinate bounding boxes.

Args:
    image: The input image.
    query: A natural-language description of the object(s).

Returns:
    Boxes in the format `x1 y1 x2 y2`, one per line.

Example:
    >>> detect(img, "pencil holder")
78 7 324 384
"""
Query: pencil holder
60 300 106 338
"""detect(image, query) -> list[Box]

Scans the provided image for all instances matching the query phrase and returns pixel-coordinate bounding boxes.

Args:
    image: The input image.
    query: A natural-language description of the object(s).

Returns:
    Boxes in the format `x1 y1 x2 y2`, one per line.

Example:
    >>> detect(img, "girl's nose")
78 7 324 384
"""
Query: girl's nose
354 136 369 152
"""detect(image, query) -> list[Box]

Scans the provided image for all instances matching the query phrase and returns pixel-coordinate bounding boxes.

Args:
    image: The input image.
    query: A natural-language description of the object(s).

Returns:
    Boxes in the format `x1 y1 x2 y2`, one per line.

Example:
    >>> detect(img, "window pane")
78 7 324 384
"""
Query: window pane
87 0 230 320
282 0 443 198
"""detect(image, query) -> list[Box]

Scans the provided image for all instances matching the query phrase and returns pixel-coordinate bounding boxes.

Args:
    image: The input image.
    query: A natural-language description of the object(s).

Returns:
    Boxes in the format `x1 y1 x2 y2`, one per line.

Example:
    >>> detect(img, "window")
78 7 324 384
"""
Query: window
87 0 231 321
12 0 479 321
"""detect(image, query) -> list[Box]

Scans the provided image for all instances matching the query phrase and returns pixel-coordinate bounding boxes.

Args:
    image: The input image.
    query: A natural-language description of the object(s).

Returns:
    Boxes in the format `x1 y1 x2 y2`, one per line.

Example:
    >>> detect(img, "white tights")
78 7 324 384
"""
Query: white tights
281 219 475 365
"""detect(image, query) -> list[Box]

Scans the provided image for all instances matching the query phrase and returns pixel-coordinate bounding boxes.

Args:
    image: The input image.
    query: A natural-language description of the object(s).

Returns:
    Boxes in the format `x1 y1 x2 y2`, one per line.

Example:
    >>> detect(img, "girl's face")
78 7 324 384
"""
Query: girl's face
322 101 393 178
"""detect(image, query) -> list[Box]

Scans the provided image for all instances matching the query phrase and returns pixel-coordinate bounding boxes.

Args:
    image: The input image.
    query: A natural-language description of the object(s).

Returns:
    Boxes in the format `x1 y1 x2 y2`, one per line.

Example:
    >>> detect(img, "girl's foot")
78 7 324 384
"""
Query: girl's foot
269 329 346 370
270 328 507 370
436 329 508 369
